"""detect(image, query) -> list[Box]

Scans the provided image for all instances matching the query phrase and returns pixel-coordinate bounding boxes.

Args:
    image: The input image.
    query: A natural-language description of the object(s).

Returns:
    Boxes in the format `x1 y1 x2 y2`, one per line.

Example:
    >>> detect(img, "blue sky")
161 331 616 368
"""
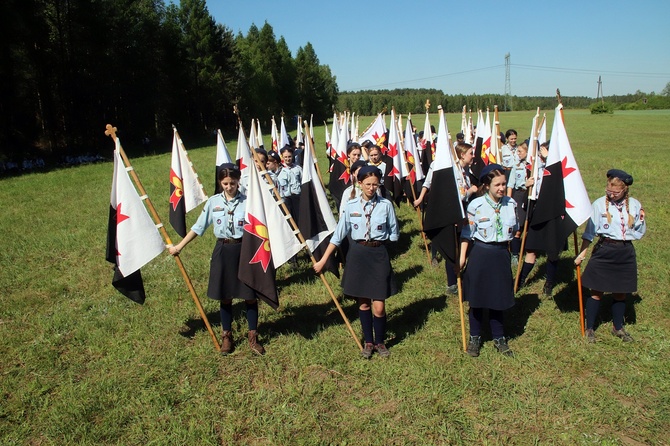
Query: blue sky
205 0 670 98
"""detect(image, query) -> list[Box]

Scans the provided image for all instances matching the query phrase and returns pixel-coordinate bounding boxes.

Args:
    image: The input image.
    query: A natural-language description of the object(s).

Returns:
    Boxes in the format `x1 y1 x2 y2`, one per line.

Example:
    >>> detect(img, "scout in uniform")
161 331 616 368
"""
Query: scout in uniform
575 169 646 343
460 164 518 357
506 141 534 266
169 164 265 355
314 166 400 359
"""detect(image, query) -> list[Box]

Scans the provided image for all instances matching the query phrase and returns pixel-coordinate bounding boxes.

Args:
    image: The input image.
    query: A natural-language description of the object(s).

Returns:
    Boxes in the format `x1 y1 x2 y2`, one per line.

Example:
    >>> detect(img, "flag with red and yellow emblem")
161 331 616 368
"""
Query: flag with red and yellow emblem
239 141 303 308
169 128 207 237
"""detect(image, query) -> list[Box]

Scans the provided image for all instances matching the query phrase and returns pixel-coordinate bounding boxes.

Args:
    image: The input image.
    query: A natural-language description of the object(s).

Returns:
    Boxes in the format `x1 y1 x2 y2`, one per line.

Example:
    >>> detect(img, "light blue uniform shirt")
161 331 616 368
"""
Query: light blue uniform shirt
331 194 400 246
501 144 516 168
508 159 529 190
462 195 518 243
191 193 247 239
285 163 302 195
582 196 646 242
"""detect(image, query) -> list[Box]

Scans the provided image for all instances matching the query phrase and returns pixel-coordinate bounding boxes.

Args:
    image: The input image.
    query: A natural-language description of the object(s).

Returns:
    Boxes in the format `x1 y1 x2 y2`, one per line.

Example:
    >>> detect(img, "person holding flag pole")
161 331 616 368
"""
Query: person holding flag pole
240 116 364 352
104 124 221 352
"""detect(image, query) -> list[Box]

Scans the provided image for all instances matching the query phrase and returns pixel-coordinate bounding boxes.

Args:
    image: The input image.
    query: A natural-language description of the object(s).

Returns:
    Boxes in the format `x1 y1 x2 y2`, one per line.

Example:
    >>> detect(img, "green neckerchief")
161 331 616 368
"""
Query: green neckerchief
484 194 503 241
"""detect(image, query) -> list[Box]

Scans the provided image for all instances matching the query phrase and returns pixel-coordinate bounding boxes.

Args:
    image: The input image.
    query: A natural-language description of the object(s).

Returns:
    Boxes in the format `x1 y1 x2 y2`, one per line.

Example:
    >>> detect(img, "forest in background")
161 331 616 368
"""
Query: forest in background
2 0 669 166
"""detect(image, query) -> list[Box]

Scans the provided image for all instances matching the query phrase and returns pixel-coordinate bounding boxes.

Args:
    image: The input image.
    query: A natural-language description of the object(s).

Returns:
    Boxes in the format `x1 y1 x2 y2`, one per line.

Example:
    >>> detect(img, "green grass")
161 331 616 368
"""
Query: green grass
1 109 669 445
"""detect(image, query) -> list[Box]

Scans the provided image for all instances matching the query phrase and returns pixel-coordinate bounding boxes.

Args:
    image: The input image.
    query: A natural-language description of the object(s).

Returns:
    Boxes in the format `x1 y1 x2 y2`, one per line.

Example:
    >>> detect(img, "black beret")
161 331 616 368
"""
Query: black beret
347 141 361 151
479 163 504 182
218 162 237 171
357 165 382 181
607 169 633 186
456 132 465 139
254 148 267 156
350 160 366 173
268 151 281 162
280 144 294 154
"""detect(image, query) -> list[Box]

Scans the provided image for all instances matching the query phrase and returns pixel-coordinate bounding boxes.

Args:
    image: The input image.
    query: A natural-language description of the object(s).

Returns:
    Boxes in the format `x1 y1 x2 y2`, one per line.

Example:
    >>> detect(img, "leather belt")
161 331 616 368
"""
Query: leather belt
217 238 242 244
357 240 384 247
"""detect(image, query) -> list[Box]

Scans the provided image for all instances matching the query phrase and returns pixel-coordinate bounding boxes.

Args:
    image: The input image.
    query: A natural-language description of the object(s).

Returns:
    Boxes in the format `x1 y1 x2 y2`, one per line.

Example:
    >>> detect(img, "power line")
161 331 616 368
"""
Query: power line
512 64 670 78
353 65 504 90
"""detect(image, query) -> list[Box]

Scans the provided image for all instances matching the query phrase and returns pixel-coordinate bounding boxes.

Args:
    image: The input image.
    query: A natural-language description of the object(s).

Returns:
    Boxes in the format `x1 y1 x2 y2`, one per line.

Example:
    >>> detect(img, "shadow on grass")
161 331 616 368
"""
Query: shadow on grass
387 295 447 348
505 293 541 340
587 293 642 330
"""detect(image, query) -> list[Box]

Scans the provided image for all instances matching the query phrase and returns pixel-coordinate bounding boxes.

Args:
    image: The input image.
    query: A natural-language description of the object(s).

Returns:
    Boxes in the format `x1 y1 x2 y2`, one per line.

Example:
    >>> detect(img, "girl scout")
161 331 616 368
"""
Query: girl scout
575 169 646 343
314 165 399 359
460 164 518 357
169 164 265 355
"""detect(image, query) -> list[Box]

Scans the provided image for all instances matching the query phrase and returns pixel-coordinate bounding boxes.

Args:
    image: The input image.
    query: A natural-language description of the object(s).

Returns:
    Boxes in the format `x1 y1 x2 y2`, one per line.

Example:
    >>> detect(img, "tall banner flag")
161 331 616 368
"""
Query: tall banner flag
358 113 387 154
215 129 234 194
419 111 434 175
388 110 410 205
526 111 541 201
169 128 207 237
239 144 303 308
328 115 351 209
423 109 465 264
280 116 290 149
235 125 252 195
256 119 265 148
298 130 339 277
271 117 279 152
405 116 424 184
249 119 260 150
528 104 591 260
106 140 165 304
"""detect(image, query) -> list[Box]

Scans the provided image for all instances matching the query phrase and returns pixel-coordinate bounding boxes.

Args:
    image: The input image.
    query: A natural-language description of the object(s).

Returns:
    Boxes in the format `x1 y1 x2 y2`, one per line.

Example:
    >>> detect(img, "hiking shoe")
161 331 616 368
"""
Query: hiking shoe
611 327 634 342
375 344 391 358
221 330 233 355
511 254 519 268
360 342 374 359
542 281 554 298
585 328 596 344
493 337 514 357
446 284 458 295
248 330 265 355
466 335 481 357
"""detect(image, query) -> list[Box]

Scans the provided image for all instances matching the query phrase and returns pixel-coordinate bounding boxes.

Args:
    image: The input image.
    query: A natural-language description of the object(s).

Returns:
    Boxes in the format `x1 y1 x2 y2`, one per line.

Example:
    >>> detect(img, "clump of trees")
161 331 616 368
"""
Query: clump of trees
0 0 337 161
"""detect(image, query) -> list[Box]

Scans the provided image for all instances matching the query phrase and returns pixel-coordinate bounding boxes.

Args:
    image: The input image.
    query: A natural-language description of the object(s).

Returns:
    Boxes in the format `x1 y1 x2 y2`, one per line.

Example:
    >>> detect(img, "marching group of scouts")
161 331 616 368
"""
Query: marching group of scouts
169 126 646 359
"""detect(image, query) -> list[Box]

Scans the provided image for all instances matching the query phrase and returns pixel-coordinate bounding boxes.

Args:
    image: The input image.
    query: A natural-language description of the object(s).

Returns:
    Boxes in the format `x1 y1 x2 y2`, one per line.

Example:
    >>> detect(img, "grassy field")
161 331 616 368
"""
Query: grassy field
1 109 669 445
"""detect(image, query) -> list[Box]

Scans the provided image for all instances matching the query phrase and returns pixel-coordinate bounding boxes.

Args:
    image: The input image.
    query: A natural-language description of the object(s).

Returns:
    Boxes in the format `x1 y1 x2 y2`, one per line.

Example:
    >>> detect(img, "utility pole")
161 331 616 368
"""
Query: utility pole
596 75 604 103
504 53 512 111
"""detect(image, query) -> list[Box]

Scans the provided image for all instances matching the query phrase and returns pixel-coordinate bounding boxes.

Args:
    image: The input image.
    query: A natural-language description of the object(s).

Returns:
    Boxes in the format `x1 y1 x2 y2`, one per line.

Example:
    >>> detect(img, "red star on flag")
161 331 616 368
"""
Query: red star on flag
561 157 576 178
387 142 398 158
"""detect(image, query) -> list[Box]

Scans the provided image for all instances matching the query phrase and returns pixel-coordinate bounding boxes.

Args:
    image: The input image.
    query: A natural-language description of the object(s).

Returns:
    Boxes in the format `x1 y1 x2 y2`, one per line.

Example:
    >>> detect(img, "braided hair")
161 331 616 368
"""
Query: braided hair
605 177 634 228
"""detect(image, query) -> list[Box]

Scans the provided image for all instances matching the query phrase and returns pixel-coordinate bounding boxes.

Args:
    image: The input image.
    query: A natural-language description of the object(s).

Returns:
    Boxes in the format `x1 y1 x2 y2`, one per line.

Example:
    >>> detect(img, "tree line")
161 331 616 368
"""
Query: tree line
337 89 670 116
0 0 337 161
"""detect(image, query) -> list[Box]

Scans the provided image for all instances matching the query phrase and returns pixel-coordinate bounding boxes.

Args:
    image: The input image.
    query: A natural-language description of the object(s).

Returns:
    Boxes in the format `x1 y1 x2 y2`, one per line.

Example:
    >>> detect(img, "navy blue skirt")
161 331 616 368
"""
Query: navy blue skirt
341 241 397 300
463 241 515 311
207 240 257 301
582 240 637 293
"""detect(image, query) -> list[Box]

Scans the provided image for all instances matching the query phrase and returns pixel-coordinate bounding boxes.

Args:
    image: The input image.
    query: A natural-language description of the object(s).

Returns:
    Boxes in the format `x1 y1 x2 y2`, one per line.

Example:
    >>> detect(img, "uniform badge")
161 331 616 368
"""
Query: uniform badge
213 206 224 212
478 217 490 223
508 227 512 235
350 212 362 217
238 219 245 226
377 225 382 231
216 219 222 225
353 224 359 230
603 224 609 229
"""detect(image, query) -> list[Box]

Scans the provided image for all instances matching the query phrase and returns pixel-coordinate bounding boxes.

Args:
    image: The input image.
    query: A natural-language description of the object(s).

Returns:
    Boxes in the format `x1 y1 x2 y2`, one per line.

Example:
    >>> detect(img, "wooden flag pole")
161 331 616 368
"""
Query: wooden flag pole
105 124 221 352
397 113 431 264
514 109 541 293
556 90 586 337
574 232 586 336
238 116 362 351
455 227 467 352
